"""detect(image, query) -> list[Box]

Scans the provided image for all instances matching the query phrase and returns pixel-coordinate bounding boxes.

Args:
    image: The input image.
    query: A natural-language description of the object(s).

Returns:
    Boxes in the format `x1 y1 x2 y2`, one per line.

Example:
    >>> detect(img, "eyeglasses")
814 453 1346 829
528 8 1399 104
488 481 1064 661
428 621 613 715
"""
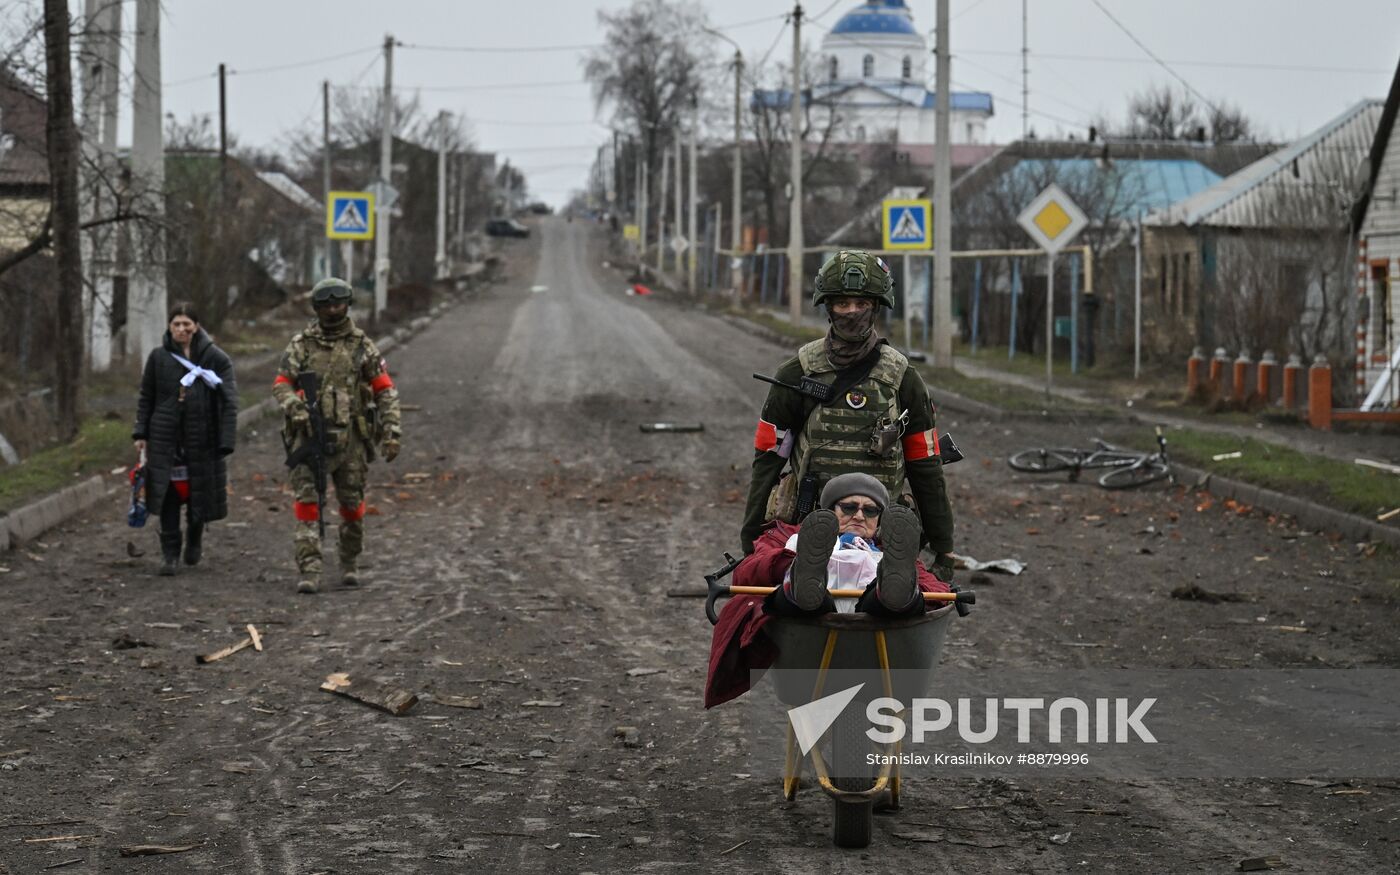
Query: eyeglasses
834 501 882 518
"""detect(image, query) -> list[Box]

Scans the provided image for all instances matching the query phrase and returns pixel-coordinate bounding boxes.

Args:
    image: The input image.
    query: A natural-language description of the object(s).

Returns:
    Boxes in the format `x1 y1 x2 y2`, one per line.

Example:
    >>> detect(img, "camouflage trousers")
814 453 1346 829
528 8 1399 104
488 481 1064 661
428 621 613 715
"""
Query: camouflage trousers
290 440 369 575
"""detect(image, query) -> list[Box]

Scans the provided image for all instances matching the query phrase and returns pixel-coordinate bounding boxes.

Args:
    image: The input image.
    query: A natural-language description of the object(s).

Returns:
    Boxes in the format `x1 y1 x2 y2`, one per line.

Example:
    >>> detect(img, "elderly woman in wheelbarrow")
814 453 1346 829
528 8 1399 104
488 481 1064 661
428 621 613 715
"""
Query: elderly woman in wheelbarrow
705 473 951 709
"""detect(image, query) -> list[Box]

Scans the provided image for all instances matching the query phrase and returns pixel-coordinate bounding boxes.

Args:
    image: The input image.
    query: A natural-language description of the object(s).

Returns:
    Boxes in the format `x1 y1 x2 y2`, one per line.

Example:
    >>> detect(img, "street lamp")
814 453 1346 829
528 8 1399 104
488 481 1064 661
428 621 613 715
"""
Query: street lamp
703 27 744 287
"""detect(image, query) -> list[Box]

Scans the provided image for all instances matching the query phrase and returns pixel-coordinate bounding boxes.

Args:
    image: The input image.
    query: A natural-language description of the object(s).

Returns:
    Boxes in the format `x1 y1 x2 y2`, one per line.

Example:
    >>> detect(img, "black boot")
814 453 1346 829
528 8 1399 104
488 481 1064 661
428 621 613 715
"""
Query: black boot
183 522 204 566
159 530 181 576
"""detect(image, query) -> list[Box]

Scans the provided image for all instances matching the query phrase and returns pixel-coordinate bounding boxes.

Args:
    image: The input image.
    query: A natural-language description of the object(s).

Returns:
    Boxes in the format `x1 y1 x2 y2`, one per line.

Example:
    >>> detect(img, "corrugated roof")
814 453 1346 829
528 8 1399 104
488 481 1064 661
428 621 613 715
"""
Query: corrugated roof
257 171 320 214
1008 158 1222 214
1148 99 1383 229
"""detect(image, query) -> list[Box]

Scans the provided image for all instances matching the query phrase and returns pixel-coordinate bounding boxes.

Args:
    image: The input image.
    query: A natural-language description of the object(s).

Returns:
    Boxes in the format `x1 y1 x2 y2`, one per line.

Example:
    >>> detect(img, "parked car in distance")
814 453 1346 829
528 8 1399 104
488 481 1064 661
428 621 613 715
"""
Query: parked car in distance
486 219 530 238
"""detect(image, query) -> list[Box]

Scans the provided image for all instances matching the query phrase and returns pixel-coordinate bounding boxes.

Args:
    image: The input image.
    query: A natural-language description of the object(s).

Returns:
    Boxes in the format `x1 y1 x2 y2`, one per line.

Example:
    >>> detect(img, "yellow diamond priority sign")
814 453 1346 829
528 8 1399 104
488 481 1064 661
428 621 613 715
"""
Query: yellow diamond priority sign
1017 184 1087 255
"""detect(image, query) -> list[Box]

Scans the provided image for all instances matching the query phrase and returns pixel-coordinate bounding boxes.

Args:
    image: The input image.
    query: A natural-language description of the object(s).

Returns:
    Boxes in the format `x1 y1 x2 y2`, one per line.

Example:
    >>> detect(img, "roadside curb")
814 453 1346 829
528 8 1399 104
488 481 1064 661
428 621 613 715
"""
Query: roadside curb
1170 461 1400 550
0 298 463 551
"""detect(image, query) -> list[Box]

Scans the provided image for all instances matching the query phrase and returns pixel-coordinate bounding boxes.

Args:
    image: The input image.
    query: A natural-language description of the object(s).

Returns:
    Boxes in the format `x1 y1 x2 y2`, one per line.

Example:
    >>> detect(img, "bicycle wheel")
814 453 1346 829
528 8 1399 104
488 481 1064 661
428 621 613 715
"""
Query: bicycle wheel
1008 448 1075 473
1099 460 1171 489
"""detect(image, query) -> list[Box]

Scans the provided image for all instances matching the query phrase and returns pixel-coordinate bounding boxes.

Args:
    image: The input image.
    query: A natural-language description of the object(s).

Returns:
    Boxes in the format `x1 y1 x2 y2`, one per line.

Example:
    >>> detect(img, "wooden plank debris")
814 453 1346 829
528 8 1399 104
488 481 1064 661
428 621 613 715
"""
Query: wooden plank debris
196 637 252 664
320 672 418 715
246 625 263 652
119 842 203 856
435 694 482 709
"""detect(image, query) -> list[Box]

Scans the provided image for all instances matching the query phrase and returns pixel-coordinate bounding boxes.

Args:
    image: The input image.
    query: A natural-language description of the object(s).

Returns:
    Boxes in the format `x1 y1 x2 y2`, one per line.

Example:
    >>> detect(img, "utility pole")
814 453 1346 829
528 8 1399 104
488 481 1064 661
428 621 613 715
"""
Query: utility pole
1134 211 1143 380
687 105 698 294
435 109 449 280
731 50 744 287
218 62 227 198
43 0 84 439
373 33 394 320
79 0 119 371
323 80 333 278
638 156 648 273
1021 0 1029 141
786 1 804 325
128 0 166 363
655 145 668 276
672 136 682 275
932 0 952 366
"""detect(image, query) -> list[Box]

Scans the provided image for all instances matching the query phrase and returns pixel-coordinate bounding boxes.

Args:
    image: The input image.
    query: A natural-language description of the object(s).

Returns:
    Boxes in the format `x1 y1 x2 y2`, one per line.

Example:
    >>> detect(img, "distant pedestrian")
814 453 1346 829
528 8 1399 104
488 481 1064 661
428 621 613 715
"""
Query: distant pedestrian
132 302 238 575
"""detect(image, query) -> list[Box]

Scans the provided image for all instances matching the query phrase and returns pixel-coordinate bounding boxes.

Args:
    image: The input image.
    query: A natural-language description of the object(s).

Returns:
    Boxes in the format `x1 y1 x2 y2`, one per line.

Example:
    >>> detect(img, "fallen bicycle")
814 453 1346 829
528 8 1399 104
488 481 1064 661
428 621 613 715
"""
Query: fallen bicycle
1008 427 1174 489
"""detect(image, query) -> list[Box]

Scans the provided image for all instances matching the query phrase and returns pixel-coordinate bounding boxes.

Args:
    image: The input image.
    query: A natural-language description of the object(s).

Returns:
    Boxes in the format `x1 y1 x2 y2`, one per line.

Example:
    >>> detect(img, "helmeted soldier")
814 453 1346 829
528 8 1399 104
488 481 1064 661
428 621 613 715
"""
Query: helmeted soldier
272 278 402 594
742 250 955 584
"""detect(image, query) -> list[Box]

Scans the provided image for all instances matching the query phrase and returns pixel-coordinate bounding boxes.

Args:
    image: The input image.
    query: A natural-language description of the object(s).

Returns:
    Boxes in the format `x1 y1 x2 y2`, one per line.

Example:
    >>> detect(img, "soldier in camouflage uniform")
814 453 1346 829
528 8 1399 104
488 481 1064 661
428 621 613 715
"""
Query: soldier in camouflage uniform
272 278 402 594
742 250 955 581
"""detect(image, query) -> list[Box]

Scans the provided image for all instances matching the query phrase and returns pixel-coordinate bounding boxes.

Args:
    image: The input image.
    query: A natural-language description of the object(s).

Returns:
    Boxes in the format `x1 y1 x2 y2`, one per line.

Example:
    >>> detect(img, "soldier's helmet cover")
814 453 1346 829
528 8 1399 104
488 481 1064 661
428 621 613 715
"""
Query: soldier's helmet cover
310 277 354 307
812 250 896 309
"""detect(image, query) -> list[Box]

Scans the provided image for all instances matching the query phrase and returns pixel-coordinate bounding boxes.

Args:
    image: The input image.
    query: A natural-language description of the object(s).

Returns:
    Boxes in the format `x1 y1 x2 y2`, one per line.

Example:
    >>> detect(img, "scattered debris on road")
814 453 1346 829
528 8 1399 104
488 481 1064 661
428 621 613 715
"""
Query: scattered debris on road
625 668 664 677
246 624 263 652
615 726 641 747
112 634 156 650
434 694 482 709
1238 855 1284 871
639 422 704 433
320 673 419 715
1170 584 1248 604
195 636 253 664
1354 458 1400 476
948 552 1025 575
118 842 203 856
1377 507 1399 522
1213 451 1243 461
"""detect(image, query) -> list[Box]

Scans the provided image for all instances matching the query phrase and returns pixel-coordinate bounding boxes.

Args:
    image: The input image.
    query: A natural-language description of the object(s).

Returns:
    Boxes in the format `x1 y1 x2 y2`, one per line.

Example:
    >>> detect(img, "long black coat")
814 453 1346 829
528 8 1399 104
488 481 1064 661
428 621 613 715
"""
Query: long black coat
133 329 238 524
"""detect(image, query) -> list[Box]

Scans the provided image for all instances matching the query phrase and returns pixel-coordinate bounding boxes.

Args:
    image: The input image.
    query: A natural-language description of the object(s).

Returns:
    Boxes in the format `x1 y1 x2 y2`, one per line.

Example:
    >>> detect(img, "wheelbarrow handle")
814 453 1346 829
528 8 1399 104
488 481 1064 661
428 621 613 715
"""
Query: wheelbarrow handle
705 579 974 626
704 552 743 626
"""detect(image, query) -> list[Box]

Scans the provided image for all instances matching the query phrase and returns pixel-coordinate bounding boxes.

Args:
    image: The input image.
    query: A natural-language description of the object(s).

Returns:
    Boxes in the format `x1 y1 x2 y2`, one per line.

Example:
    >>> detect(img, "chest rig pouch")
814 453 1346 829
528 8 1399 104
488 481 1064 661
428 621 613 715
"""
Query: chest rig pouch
766 340 910 523
301 332 372 454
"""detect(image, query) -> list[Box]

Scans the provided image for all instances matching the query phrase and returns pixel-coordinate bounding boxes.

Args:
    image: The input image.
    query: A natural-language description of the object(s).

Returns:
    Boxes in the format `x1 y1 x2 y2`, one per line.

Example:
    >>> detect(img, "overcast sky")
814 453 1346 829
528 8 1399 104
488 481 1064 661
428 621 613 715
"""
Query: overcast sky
140 0 1400 205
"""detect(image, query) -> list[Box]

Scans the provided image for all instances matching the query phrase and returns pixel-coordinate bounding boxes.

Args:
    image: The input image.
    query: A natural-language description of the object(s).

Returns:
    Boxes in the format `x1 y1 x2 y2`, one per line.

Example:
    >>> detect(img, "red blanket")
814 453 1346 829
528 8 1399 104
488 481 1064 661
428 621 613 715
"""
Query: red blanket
703 521 950 709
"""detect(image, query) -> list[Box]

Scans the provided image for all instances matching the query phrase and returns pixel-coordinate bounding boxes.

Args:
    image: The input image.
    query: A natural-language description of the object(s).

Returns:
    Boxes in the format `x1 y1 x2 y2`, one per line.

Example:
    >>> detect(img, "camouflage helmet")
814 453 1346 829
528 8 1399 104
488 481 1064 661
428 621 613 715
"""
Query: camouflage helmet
812 250 895 309
310 277 354 307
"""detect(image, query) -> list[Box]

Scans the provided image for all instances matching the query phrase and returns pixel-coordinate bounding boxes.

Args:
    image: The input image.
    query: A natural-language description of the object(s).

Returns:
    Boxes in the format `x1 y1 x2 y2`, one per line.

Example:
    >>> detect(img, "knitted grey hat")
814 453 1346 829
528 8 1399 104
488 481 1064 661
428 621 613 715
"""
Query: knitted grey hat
819 473 889 511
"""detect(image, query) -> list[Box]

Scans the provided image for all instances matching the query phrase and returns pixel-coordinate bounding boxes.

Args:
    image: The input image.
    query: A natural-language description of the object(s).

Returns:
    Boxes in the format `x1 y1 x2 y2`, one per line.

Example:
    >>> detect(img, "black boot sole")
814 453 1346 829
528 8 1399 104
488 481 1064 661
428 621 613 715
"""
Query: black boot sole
791 510 838 612
877 506 920 612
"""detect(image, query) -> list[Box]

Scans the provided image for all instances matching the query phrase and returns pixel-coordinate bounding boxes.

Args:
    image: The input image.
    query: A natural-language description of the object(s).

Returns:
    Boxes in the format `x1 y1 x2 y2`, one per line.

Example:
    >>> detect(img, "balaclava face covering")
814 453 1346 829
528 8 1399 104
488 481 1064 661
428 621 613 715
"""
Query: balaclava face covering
824 304 881 369
316 306 351 337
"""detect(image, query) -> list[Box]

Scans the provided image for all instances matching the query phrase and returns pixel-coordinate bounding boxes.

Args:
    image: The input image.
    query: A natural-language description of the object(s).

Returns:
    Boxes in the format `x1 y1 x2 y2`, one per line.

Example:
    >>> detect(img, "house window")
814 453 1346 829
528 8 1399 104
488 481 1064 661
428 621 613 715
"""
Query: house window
863 55 874 78
829 57 838 81
902 56 912 79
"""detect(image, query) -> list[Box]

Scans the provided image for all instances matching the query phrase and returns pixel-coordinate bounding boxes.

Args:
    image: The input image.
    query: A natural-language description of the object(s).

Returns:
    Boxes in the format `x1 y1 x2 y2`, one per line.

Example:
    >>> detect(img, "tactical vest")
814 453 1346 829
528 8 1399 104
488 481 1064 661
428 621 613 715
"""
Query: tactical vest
295 326 375 446
767 340 910 521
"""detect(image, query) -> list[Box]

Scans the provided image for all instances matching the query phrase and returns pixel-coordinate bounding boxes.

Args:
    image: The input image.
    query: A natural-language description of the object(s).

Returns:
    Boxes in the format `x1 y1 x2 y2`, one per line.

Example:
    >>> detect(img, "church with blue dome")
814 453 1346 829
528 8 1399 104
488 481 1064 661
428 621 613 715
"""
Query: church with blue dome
793 0 994 151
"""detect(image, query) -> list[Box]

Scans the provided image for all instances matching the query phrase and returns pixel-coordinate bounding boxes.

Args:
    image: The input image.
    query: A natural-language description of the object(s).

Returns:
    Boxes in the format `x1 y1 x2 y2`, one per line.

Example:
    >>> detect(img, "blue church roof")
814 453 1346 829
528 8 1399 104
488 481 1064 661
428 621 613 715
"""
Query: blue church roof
831 1 917 36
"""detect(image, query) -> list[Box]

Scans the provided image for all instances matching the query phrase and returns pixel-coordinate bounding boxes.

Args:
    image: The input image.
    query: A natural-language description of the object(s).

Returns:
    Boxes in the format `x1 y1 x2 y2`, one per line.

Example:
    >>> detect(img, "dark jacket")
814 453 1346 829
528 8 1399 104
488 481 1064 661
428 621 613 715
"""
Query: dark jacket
133 329 238 524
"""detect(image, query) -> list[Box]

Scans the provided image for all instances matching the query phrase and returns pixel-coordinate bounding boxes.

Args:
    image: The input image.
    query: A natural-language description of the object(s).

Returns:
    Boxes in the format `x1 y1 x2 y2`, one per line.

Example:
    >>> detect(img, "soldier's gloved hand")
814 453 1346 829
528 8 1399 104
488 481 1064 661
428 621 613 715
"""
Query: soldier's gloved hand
284 400 311 432
933 552 956 583
381 438 401 462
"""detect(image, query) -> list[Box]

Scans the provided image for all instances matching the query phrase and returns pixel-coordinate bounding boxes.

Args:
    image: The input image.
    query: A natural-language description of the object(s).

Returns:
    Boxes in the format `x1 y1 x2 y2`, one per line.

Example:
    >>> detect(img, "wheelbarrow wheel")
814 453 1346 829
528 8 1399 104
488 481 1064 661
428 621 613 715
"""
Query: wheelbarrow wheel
830 712 873 849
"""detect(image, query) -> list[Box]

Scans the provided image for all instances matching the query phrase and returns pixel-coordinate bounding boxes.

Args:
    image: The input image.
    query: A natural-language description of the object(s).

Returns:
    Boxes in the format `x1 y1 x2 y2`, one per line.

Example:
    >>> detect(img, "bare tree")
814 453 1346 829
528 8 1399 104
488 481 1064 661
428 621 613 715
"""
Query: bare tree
1207 100 1253 144
744 52 851 245
1128 84 1200 141
583 0 714 209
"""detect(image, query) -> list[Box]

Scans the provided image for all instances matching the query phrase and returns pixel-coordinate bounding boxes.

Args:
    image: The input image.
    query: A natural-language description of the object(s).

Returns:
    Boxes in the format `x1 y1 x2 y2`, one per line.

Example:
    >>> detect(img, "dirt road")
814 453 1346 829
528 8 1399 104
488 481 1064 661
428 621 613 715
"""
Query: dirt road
2 218 1397 873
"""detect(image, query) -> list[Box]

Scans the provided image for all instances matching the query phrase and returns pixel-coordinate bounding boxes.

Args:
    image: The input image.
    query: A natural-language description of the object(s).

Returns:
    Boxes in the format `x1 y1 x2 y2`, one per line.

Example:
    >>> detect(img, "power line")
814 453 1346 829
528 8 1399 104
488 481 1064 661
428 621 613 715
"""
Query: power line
957 48 1390 76
164 46 379 88
398 41 602 54
1087 0 1220 115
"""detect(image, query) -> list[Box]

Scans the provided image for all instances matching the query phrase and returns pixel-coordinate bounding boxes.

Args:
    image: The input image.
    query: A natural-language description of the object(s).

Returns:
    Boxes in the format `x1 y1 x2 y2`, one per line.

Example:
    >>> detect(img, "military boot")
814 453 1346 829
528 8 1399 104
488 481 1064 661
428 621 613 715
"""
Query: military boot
296 575 320 594
339 562 360 588
158 530 181 576
183 522 204 566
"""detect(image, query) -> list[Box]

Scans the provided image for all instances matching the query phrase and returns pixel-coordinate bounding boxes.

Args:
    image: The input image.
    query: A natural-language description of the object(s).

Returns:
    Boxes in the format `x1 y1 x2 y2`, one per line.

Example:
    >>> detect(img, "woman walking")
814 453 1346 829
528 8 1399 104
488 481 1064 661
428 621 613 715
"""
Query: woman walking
132 303 238 575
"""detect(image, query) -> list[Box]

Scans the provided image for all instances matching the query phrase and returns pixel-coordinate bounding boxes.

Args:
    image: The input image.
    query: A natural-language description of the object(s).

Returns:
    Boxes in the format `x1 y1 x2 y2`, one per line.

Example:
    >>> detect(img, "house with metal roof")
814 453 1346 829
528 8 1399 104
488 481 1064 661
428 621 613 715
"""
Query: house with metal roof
1143 99 1382 373
752 1 993 152
1350 56 1400 411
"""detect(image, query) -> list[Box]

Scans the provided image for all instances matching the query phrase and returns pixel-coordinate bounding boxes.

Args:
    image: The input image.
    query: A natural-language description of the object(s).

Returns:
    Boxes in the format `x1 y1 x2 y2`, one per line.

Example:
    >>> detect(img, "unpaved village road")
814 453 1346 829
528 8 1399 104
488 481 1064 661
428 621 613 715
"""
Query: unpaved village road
3 219 1398 873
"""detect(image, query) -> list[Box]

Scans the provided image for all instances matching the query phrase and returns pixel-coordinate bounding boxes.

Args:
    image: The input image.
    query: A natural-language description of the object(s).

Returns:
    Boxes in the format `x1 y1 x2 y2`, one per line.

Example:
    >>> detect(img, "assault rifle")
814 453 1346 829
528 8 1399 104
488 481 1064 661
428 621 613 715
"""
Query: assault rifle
284 371 328 538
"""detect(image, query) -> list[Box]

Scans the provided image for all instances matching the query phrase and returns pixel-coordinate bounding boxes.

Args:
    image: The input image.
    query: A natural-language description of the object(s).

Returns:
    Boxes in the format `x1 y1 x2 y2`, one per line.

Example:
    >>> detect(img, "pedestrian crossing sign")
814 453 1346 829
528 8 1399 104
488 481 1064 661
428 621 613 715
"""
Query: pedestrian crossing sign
326 191 375 240
882 198 932 250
